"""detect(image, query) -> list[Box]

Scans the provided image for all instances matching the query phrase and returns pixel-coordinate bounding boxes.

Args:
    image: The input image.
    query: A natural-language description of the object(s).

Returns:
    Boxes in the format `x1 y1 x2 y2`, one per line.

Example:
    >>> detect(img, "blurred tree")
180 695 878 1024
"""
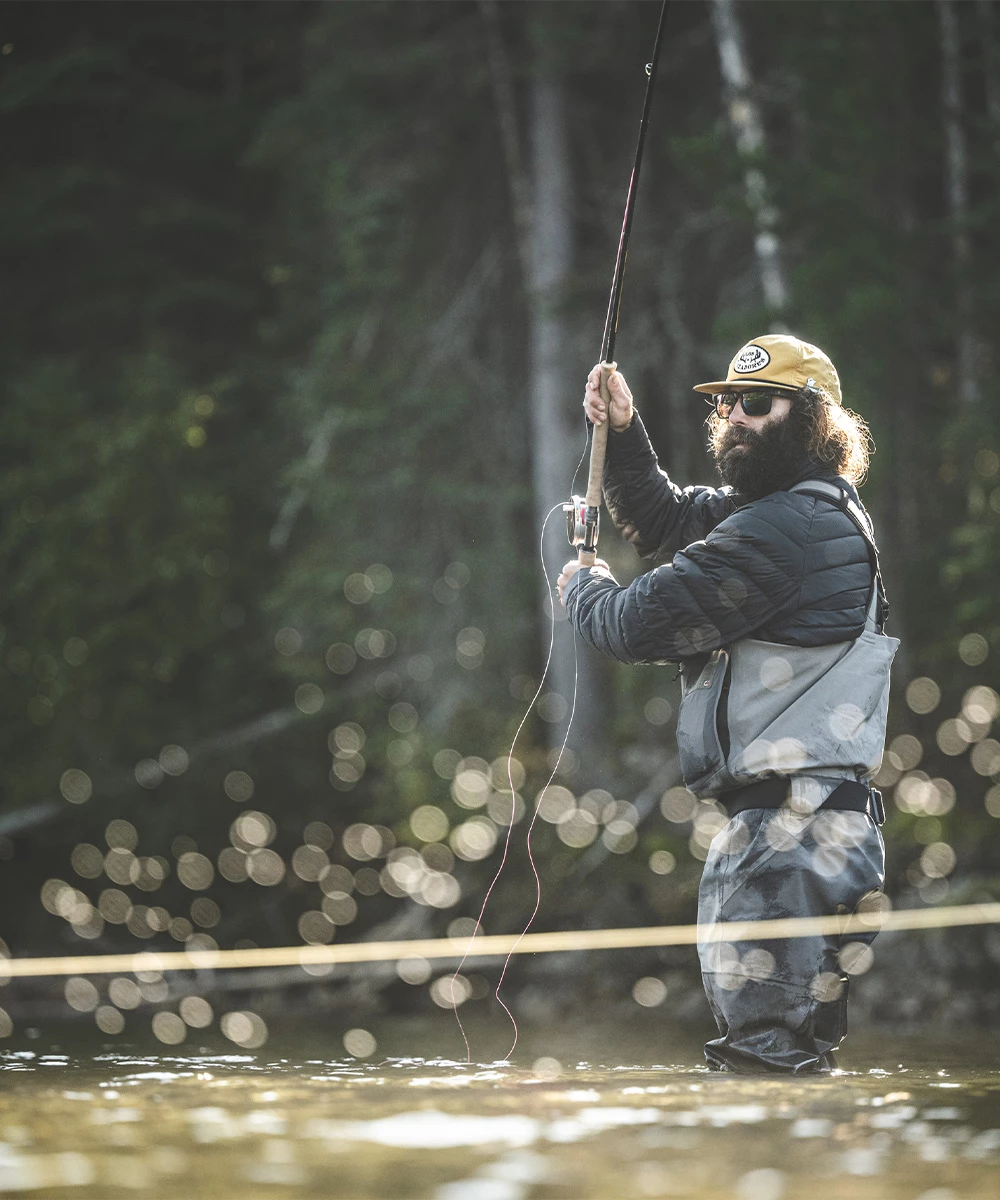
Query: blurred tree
0 0 998 992
711 0 788 319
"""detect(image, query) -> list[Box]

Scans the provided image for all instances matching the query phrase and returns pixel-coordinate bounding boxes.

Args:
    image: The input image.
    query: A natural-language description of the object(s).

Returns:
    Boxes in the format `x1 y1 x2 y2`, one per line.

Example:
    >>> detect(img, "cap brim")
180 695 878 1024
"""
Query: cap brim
692 380 802 396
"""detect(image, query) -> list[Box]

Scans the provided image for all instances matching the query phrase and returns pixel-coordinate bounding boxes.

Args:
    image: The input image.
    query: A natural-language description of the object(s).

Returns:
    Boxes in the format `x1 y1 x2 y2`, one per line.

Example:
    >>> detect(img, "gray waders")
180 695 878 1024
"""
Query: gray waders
677 480 898 1072
698 803 884 1073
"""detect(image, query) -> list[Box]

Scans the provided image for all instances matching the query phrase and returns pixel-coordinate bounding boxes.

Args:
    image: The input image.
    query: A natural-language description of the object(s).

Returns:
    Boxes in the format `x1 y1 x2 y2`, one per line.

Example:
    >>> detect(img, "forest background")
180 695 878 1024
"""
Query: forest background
1 0 999 1039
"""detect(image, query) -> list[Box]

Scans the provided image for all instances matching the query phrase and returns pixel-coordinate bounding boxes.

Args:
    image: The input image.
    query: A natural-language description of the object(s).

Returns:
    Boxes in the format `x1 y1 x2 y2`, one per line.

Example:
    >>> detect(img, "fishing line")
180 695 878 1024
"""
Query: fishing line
492 569 580 1061
454 0 670 1061
450 455 587 1062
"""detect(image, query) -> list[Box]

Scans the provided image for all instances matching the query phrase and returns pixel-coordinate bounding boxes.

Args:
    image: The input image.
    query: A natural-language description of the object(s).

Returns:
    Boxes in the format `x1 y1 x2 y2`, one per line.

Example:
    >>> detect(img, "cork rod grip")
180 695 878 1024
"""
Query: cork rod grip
586 362 615 508
578 361 616 567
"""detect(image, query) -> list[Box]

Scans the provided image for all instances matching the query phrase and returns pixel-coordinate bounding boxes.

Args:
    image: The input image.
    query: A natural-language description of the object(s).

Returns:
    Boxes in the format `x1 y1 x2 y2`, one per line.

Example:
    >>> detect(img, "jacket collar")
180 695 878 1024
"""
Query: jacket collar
784 458 860 503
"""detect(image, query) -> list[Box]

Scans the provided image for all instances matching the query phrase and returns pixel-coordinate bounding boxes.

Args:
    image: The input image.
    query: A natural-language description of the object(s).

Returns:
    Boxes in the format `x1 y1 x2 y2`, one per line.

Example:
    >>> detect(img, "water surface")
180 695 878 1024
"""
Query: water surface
1 1026 998 1198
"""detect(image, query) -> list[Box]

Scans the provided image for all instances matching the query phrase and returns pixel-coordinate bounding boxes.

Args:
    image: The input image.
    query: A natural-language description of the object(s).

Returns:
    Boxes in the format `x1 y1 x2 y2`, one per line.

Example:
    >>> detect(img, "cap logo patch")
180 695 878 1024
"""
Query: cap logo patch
733 345 770 373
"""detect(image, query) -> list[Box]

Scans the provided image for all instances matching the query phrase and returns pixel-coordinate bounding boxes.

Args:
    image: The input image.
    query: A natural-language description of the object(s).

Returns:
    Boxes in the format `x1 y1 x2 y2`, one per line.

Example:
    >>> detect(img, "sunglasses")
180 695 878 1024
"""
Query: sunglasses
708 389 786 419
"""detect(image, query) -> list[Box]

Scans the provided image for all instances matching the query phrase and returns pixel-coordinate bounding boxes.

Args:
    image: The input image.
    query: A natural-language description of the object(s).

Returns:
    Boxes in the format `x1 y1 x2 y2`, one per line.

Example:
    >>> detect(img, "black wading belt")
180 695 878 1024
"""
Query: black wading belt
718 777 886 825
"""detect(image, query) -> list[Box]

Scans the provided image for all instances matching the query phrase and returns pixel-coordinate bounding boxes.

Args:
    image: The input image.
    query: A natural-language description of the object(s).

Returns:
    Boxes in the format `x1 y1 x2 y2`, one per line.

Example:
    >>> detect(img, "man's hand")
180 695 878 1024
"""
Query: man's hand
583 364 634 430
557 557 612 606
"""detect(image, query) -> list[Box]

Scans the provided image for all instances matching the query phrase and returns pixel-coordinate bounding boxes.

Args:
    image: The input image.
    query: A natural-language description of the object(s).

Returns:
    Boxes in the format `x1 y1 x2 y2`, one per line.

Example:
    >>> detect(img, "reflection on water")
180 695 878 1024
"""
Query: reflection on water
1 1029 999 1198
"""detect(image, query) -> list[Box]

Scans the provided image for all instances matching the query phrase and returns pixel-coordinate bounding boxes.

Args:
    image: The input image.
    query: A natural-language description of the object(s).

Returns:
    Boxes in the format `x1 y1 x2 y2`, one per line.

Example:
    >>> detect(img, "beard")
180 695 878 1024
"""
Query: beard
714 407 814 500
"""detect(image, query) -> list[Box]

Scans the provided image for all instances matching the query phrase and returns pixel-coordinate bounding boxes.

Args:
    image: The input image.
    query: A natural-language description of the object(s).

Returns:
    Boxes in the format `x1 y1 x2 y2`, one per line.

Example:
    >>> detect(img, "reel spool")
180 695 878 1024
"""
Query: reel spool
563 495 599 552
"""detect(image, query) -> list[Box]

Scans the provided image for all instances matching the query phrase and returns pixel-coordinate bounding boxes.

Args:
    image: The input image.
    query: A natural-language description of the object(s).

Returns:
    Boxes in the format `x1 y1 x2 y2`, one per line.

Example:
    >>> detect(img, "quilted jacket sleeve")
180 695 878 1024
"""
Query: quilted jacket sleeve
602 413 734 563
565 493 810 664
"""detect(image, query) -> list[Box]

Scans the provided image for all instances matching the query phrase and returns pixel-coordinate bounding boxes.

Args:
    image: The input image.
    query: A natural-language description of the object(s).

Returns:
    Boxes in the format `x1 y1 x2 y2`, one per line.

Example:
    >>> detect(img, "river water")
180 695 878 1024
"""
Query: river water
1 1021 998 1198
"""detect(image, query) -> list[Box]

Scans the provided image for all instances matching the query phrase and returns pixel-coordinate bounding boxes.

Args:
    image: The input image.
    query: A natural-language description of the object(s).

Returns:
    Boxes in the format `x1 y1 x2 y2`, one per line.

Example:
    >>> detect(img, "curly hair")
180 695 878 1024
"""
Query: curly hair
707 387 873 484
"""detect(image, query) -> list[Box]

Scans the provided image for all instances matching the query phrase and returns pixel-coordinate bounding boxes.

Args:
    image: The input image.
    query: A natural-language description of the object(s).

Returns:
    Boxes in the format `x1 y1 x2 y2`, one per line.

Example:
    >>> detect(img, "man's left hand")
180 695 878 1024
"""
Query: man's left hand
557 557 611 606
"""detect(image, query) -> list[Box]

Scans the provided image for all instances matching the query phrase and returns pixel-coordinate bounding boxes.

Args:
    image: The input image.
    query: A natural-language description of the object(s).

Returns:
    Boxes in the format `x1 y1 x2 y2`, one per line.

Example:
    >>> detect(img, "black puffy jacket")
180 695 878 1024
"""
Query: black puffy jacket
564 413 879 665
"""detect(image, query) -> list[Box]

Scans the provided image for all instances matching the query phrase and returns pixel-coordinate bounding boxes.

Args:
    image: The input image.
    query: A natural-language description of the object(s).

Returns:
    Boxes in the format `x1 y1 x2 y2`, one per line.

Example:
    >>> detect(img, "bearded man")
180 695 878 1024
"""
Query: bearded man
557 335 898 1074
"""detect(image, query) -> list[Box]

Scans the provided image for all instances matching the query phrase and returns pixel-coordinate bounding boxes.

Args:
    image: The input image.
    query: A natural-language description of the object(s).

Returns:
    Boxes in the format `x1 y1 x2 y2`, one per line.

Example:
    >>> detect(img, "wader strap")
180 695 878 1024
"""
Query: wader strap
718 777 885 825
788 479 887 632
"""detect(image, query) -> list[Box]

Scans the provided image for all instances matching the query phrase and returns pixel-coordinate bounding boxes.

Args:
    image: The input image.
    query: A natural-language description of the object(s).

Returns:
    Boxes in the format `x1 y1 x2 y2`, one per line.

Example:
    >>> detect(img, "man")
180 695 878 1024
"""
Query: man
557 335 897 1074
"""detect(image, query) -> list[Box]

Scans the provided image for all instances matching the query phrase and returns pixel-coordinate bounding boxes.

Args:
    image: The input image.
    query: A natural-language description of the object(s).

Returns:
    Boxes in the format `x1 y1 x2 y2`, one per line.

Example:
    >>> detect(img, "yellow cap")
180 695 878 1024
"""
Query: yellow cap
693 334 842 406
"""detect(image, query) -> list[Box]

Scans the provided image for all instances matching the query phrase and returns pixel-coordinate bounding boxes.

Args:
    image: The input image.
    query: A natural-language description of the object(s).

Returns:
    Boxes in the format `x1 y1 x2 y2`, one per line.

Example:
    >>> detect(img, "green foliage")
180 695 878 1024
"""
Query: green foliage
1 0 999 969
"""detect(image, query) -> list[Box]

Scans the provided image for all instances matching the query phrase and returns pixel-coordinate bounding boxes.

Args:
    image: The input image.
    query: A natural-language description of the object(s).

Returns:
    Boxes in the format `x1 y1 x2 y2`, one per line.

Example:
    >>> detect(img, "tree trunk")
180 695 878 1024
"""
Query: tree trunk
526 66 610 772
937 0 979 404
710 0 788 321
977 0 1000 149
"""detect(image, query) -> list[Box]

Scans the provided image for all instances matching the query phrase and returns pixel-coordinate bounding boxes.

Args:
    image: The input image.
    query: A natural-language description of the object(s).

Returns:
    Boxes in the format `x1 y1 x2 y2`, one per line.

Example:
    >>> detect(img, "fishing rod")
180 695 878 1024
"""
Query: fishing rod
565 0 670 564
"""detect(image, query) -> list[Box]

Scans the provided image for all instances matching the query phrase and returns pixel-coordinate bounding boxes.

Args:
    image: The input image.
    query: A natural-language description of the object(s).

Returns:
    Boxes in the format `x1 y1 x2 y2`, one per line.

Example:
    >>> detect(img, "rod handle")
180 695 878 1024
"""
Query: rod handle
586 361 616 509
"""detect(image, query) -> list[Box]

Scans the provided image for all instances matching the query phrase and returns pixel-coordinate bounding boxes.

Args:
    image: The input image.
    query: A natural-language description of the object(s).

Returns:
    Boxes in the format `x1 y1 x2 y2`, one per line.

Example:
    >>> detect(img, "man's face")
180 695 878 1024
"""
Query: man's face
713 393 813 499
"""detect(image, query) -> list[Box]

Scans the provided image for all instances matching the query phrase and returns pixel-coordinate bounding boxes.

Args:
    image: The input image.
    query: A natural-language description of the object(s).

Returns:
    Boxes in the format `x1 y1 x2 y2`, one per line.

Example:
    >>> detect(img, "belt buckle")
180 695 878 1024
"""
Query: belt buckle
869 786 885 826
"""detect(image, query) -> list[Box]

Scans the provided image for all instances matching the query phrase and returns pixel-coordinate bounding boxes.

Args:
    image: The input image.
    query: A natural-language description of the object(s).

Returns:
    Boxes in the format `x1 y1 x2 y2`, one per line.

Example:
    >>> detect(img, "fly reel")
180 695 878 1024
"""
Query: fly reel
563 494 599 552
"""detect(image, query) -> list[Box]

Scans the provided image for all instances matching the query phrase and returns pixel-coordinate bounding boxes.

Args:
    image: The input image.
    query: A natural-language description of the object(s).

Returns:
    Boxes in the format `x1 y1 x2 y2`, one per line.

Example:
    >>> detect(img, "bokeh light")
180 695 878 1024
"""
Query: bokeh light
456 628 485 670
70 843 104 879
342 1027 377 1057
176 852 214 890
396 956 432 984
451 767 490 809
292 844 329 881
388 702 418 733
151 1012 186 1045
344 573 374 604
231 811 276 849
158 744 190 776
179 996 213 1028
490 755 526 790
558 809 599 848
295 683 324 714
971 739 1000 776
190 898 220 928
958 633 989 666
429 976 470 1008
246 849 286 886
94 1006 124 1035
64 977 99 1012
449 818 497 862
135 759 164 789
432 748 461 779
298 911 335 944
105 820 138 851
223 770 255 802
649 850 676 875
632 977 668 1006
59 769 92 805
839 942 874 975
321 892 358 924
343 824 383 861
535 785 575 823
325 642 357 674
906 677 941 714
644 696 673 725
602 820 638 854
661 787 698 823
108 978 142 1009
409 805 449 843
920 842 957 879
221 1010 268 1049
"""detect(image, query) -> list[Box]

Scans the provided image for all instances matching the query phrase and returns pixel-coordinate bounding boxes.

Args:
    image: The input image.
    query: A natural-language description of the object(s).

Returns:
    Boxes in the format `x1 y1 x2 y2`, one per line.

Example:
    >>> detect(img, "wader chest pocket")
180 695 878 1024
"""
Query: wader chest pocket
677 648 734 795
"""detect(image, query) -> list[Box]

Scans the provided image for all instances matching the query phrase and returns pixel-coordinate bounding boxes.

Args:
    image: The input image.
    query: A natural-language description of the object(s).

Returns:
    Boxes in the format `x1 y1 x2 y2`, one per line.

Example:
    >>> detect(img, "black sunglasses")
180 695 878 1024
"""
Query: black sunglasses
708 389 786 418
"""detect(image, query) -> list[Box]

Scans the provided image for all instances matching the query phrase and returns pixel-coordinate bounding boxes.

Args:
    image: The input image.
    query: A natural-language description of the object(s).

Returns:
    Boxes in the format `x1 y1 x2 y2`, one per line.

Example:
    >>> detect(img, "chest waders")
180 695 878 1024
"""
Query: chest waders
688 481 897 1073
676 480 898 803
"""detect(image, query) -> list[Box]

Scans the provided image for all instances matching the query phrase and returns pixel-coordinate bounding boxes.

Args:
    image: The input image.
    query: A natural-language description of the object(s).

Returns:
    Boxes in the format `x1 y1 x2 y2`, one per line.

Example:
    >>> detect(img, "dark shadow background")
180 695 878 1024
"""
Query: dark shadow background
0 1 998 1038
